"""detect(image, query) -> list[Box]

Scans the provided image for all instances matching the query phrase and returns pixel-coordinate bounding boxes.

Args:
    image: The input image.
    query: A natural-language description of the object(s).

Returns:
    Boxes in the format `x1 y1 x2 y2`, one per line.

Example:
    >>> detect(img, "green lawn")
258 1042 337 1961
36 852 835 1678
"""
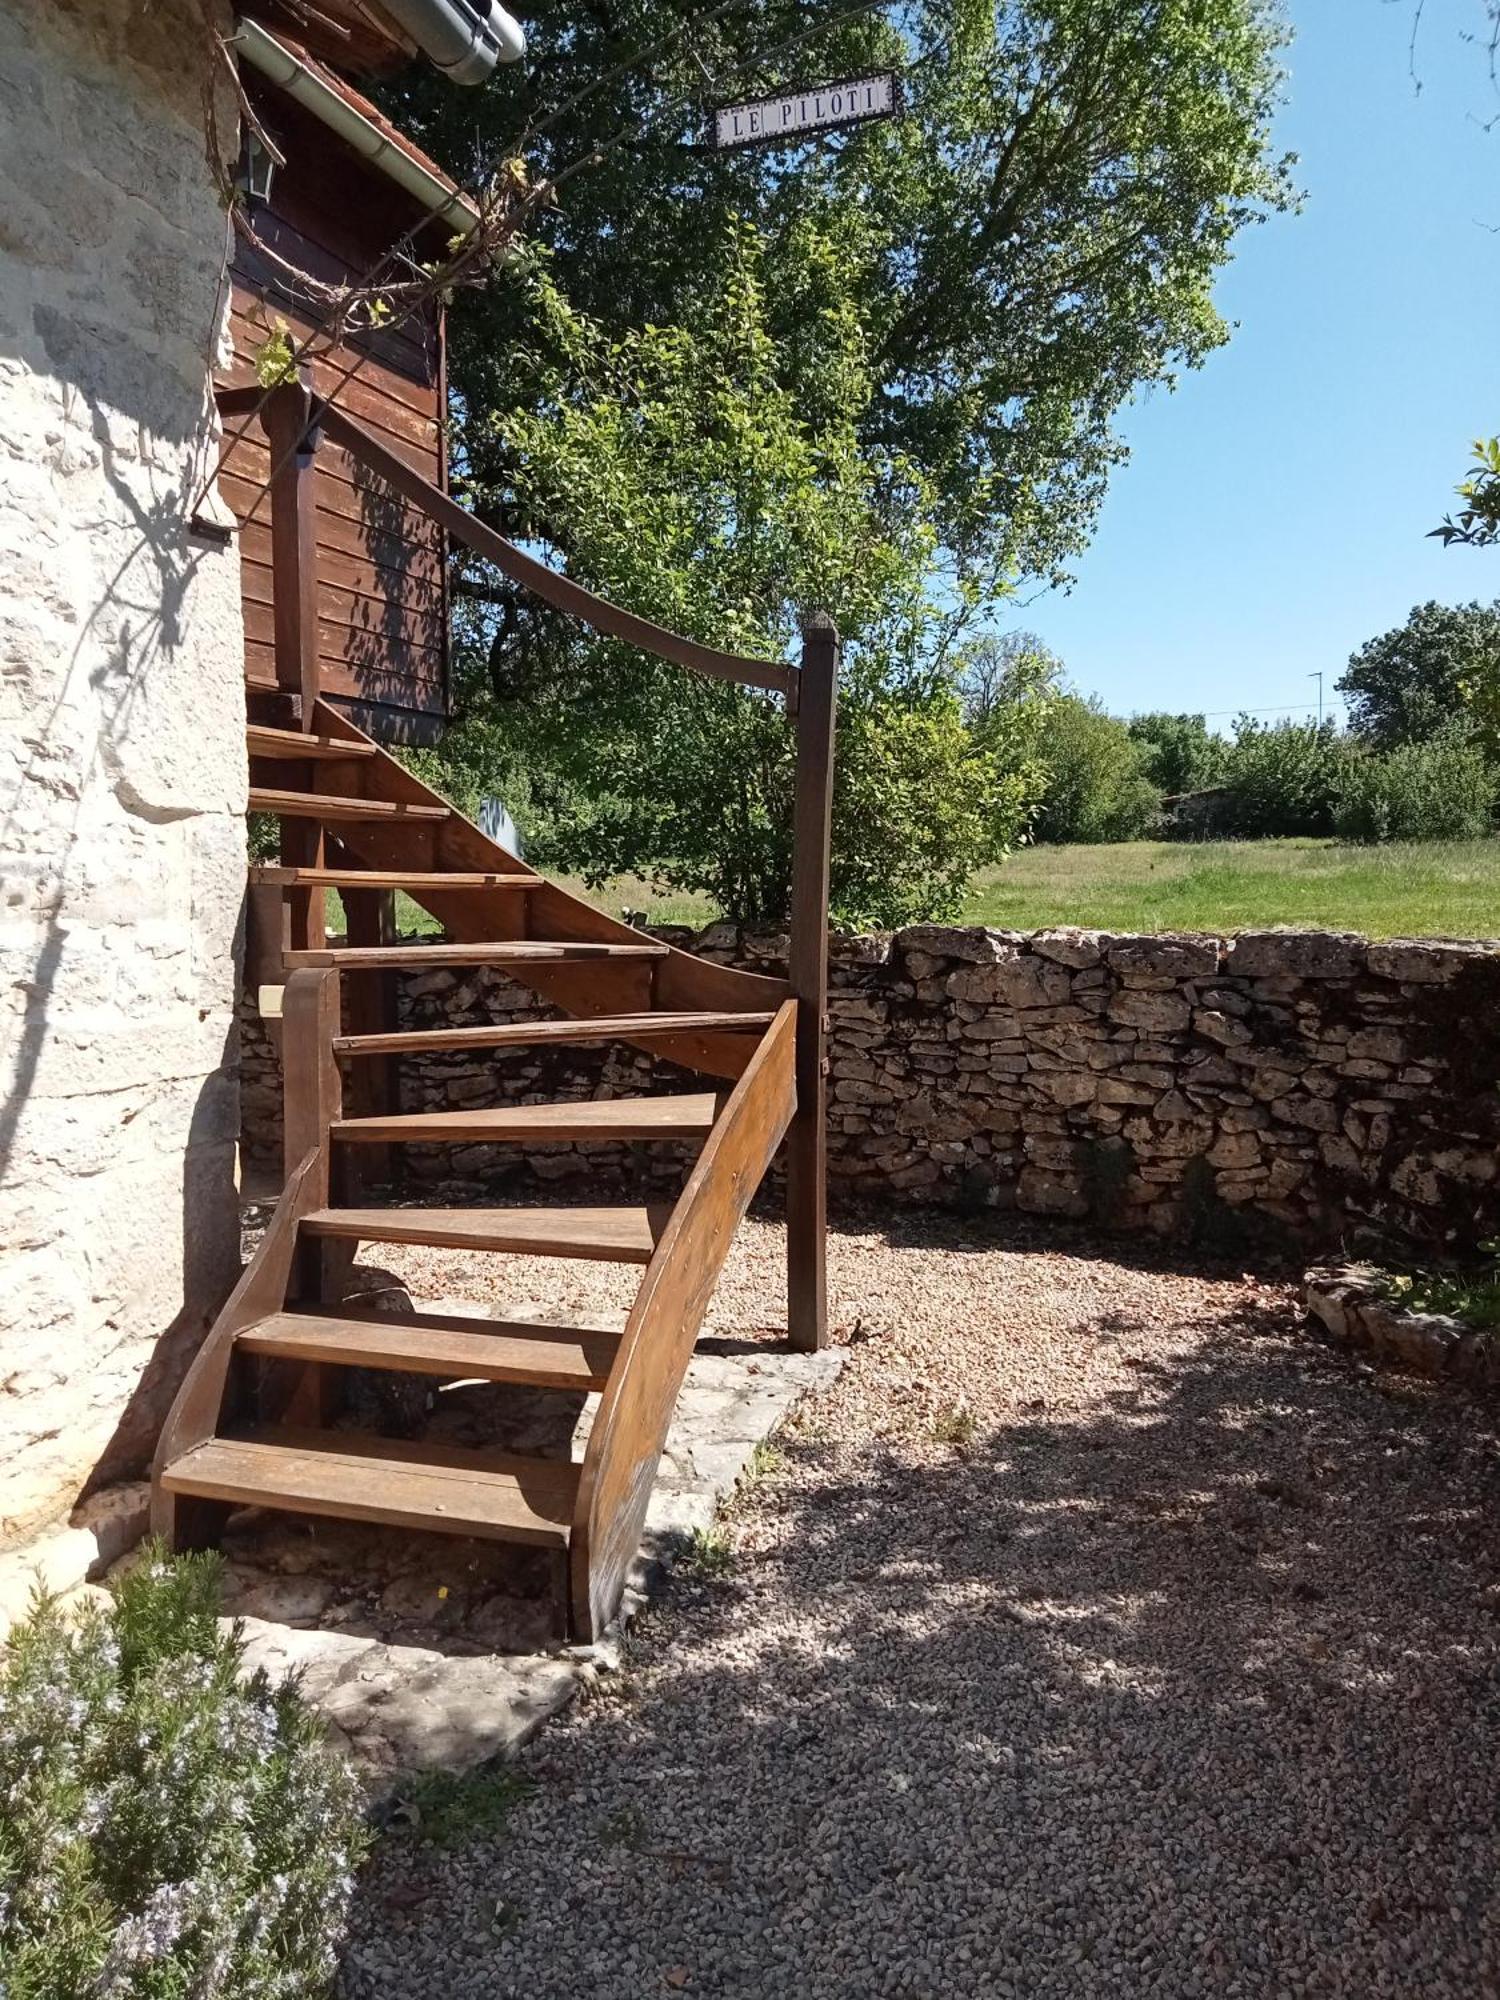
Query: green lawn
375 838 1500 943
959 838 1500 939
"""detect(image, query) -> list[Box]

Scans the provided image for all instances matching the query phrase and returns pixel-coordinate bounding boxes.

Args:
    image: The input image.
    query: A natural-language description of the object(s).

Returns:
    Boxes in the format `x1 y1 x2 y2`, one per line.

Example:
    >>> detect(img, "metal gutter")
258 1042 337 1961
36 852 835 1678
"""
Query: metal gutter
377 0 525 82
237 17 483 236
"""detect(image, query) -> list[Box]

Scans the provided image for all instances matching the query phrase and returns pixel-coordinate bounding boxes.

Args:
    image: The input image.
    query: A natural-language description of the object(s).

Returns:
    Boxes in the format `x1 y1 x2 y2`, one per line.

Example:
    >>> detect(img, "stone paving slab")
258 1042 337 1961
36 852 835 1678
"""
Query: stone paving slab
229 1330 842 1780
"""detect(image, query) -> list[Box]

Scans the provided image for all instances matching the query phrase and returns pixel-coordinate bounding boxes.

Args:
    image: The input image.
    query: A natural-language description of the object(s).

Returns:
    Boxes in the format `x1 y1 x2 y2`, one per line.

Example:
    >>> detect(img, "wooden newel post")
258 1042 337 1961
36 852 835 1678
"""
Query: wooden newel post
262 382 323 722
262 381 326 951
281 968 342 1200
786 610 838 1352
281 965 351 1326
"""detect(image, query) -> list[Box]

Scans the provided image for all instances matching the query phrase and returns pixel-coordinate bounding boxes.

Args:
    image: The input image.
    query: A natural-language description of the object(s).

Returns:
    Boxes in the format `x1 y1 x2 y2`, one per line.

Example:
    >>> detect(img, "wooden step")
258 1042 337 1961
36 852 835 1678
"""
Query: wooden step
284 941 669 970
160 1428 577 1547
247 725 376 761
252 866 539 891
302 1204 666 1262
238 1307 621 1389
248 788 448 823
333 1010 777 1056
331 1093 718 1145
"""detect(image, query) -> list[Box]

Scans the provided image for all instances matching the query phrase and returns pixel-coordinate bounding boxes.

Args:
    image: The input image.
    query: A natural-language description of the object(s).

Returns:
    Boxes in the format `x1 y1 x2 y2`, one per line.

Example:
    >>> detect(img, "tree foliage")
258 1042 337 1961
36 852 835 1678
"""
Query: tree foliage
436 225 1054 924
1031 694 1161 844
1431 439 1500 550
1336 598 1500 748
1332 730 1496 843
380 0 1291 920
1126 712 1230 796
395 0 1292 600
1213 716 1352 837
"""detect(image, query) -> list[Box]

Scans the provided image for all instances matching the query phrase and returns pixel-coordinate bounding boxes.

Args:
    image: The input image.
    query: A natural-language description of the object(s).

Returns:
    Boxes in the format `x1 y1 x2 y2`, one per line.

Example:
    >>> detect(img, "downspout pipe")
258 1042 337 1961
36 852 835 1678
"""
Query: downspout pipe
376 0 526 81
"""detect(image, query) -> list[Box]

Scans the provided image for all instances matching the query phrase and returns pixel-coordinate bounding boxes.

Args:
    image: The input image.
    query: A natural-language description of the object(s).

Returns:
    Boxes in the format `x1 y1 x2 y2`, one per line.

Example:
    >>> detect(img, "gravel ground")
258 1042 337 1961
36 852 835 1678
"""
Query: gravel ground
340 1208 1500 2000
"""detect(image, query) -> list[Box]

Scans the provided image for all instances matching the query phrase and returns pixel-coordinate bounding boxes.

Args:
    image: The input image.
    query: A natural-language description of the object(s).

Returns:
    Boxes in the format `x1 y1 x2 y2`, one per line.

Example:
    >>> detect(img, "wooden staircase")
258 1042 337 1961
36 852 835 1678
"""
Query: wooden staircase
152 385 836 1643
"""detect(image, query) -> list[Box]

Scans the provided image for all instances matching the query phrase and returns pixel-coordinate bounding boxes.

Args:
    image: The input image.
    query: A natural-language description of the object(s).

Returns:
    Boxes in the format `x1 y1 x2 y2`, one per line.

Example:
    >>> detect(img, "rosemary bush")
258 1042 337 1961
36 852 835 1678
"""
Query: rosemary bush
0 1544 368 1999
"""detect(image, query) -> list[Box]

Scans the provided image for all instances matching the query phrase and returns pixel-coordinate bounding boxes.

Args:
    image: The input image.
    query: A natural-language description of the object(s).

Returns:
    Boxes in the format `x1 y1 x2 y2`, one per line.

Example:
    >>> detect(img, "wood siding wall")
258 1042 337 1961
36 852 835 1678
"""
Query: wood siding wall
215 85 450 741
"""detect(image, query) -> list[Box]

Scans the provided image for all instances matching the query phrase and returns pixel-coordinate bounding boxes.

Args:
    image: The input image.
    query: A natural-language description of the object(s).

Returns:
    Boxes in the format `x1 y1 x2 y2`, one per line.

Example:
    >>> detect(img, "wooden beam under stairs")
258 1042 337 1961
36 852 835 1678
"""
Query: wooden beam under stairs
252 866 538 891
329 1093 718 1145
247 725 377 760
248 788 447 823
331 1011 776 1056
284 941 668 970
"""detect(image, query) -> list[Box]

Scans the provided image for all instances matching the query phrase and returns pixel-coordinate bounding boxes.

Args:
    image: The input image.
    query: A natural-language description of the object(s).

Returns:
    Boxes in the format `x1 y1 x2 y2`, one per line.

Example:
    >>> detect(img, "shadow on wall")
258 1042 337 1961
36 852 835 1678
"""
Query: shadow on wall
0 0 247 1517
343 1215 1500 1991
86 1028 245 1497
0 412 228 1175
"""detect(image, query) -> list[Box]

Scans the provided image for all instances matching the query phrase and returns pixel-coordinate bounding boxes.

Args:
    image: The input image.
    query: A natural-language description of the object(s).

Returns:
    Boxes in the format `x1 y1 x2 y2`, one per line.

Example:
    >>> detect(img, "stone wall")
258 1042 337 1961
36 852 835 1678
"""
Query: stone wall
0 1 246 1544
242 924 1500 1251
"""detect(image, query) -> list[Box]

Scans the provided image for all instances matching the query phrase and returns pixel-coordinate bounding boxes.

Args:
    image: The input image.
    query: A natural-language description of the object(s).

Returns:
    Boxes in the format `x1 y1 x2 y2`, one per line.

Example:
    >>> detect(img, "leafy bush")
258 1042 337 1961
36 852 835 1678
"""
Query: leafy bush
1031 694 1162 844
1382 1246 1500 1329
0 1545 367 2000
1332 732 1496 843
1214 718 1352 838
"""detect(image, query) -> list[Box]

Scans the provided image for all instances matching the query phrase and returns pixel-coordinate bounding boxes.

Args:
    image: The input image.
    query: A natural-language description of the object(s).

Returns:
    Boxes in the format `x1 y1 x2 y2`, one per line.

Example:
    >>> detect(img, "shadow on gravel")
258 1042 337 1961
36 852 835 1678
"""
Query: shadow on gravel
341 1213 1500 1999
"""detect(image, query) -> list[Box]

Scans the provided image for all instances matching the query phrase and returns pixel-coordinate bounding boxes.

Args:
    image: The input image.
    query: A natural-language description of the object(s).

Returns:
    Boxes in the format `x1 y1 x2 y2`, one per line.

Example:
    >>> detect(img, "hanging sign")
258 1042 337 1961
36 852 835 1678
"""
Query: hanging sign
710 71 901 150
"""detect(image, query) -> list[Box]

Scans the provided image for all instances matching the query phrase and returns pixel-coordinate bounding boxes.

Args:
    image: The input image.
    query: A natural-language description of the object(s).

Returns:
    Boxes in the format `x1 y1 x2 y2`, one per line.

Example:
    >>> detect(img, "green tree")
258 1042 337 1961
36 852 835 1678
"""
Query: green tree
390 0 1293 612
385 0 1291 917
1127 711 1230 795
1336 599 1500 748
1032 694 1162 844
957 631 1063 732
1217 716 1352 836
441 223 1052 924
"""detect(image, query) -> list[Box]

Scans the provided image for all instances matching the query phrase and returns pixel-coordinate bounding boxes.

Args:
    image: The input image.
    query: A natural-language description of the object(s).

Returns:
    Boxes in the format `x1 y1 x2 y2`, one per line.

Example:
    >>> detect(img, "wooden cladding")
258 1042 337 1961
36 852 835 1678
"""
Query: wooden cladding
214 80 451 741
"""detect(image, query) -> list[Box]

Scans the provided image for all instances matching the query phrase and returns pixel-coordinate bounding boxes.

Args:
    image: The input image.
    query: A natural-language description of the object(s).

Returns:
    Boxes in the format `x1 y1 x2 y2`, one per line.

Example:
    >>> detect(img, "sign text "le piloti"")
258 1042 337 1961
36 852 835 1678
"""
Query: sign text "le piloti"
711 72 900 150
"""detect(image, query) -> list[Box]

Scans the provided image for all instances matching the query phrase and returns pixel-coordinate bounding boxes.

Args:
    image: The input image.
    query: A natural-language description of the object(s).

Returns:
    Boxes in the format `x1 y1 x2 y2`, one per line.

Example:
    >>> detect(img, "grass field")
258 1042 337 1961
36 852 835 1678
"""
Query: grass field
378 838 1500 942
959 838 1500 939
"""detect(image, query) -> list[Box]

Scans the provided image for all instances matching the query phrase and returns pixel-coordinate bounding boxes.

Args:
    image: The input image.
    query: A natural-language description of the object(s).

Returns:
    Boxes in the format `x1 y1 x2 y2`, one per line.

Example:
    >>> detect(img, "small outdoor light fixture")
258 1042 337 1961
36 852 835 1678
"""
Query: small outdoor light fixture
239 128 277 205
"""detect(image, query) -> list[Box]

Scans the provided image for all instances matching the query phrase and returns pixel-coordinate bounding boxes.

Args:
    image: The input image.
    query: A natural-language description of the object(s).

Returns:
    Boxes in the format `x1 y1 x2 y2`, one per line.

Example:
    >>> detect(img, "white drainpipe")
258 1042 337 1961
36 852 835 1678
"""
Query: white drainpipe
237 17 483 237
378 0 526 81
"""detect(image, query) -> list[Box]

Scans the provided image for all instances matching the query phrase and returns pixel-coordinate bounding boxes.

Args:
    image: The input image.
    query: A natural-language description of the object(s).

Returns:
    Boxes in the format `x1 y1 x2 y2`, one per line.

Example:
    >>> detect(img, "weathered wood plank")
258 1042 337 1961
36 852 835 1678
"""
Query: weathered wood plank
302 1204 668 1262
331 1010 775 1056
239 1309 621 1390
161 1432 576 1547
330 1093 718 1145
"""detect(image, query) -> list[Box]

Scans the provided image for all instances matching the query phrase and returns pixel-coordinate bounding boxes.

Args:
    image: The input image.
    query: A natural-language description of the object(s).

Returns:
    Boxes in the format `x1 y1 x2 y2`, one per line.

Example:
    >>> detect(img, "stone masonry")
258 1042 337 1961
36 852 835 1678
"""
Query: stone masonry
1 1 246 1544
242 924 1500 1251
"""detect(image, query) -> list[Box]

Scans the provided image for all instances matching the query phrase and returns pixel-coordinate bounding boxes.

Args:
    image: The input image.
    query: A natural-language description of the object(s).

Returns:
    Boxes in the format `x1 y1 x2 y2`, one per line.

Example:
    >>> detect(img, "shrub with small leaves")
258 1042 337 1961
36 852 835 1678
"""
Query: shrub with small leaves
1332 731 1496 844
0 1543 368 2000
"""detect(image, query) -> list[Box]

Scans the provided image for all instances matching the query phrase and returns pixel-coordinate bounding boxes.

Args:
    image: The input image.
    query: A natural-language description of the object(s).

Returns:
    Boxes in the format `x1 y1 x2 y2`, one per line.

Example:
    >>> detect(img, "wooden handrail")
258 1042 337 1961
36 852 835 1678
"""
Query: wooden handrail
310 402 798 703
569 999 798 1639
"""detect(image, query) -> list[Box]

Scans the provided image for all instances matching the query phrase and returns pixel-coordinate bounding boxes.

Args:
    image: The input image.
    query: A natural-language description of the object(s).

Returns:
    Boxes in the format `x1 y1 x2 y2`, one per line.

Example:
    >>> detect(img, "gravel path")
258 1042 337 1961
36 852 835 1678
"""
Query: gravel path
340 1210 1500 1999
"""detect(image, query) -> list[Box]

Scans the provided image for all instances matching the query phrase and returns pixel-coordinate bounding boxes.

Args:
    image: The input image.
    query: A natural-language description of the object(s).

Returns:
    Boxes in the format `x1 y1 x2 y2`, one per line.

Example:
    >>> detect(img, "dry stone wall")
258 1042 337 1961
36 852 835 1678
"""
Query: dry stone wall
242 924 1500 1251
0 0 245 1545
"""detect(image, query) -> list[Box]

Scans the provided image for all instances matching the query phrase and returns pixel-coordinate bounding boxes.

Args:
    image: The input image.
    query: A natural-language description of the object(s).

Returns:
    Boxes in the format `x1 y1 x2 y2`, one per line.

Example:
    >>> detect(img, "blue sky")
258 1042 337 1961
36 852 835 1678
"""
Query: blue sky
1012 0 1500 729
